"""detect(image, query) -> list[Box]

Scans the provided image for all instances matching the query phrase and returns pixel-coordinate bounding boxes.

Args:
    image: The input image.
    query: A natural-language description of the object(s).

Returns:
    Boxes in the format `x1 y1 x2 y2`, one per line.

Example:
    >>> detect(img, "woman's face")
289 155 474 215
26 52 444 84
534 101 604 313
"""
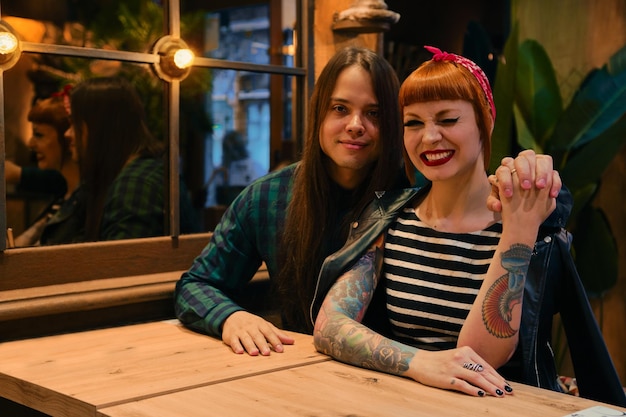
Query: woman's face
28 123 64 171
403 99 484 183
319 65 381 190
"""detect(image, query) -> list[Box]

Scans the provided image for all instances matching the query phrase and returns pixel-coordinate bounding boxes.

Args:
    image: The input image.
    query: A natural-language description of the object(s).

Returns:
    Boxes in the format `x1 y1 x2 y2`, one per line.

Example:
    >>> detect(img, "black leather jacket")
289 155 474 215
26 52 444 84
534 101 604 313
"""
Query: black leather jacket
311 185 626 407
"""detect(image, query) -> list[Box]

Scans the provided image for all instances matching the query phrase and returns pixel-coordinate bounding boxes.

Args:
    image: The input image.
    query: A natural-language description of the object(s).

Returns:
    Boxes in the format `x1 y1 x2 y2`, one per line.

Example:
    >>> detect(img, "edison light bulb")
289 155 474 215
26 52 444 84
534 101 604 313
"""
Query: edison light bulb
0 32 18 55
173 49 194 69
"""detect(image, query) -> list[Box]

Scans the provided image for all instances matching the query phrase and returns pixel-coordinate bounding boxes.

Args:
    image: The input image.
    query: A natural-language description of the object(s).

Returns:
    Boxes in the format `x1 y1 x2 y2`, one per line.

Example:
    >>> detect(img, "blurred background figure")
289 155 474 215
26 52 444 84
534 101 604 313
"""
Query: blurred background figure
66 77 200 241
12 91 83 246
205 130 267 207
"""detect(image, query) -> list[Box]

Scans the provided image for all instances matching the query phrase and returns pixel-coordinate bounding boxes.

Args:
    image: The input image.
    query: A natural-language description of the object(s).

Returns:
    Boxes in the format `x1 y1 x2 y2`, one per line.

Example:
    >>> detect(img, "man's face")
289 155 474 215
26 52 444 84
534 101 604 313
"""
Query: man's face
319 65 381 190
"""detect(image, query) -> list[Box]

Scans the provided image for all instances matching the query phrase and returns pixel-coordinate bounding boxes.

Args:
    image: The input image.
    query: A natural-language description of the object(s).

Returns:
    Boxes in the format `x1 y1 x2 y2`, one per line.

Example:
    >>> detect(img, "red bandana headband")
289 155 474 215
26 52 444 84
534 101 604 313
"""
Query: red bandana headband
424 45 496 121
51 84 73 116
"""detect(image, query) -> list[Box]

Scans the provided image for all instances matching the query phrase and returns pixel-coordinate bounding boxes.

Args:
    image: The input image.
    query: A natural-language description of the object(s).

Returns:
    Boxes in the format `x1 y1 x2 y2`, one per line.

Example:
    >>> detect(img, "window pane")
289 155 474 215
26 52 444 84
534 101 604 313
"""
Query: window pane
3 52 167 240
183 2 296 67
180 68 294 222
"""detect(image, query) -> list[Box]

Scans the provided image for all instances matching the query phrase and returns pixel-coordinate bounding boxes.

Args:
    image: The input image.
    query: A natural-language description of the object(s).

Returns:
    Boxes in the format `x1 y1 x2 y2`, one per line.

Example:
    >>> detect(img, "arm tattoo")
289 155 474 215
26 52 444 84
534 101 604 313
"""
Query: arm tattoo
315 235 414 375
481 243 533 338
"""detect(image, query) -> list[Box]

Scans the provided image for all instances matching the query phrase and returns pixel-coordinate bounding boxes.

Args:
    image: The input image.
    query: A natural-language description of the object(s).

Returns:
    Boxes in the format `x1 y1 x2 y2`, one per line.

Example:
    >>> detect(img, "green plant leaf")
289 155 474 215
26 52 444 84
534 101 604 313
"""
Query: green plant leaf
490 24 519 173
513 103 542 152
547 44 626 165
568 183 597 225
548 69 626 160
607 43 626 74
515 40 563 150
560 114 626 192
571 206 618 297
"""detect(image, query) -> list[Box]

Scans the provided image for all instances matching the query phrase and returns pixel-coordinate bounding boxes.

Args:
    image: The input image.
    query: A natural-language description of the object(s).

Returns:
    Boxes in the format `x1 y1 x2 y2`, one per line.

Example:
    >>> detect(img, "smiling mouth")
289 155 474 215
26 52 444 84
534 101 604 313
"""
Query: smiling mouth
421 150 454 166
341 141 368 150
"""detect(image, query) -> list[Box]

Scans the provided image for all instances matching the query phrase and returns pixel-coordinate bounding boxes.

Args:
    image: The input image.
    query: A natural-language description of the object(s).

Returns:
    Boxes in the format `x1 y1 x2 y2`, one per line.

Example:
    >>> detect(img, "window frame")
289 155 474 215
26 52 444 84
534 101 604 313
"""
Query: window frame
0 0 309 250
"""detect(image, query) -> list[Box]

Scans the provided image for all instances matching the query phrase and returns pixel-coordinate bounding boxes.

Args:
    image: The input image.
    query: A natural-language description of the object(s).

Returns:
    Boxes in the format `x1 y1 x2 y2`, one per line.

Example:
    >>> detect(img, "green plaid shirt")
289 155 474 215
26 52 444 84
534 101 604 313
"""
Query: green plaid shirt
174 163 296 337
101 157 199 240
101 157 165 240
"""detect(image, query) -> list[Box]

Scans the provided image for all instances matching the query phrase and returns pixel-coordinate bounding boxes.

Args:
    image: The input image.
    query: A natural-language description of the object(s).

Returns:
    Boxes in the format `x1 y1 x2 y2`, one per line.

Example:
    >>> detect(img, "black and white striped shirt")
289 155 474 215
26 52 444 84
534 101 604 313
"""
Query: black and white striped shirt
384 207 502 351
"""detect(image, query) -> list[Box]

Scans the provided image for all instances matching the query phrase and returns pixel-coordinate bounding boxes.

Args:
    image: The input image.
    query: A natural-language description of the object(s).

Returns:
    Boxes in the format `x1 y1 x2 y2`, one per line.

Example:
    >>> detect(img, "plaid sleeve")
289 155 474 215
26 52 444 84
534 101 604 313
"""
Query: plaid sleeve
100 158 165 240
174 197 262 337
174 165 295 337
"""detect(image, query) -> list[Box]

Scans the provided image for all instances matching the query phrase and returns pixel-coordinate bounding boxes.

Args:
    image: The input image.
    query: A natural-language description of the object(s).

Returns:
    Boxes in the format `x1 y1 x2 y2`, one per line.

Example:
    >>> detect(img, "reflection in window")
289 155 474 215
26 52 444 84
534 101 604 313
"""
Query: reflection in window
2 0 302 243
181 3 296 211
182 68 294 210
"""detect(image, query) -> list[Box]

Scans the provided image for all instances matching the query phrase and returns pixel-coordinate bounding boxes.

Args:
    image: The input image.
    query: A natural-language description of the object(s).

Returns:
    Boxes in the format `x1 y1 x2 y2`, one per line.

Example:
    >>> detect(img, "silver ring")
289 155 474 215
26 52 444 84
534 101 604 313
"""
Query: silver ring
463 362 484 372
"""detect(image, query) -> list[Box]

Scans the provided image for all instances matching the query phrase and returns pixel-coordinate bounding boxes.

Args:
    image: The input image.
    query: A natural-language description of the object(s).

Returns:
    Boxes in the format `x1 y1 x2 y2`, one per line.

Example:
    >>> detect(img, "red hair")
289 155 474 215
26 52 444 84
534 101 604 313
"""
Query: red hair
399 59 494 184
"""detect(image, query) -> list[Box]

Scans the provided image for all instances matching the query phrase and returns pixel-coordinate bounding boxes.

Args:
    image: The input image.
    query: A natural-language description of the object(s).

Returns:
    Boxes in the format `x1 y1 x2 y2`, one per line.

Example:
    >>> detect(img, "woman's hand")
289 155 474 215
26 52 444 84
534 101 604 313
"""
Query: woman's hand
495 153 557 234
407 346 513 398
487 150 561 213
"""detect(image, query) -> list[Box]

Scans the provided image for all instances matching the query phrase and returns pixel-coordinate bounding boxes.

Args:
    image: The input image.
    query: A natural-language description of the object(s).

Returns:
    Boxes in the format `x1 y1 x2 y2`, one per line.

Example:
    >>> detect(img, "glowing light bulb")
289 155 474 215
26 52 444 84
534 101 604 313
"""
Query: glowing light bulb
173 49 194 69
152 36 193 81
0 32 18 55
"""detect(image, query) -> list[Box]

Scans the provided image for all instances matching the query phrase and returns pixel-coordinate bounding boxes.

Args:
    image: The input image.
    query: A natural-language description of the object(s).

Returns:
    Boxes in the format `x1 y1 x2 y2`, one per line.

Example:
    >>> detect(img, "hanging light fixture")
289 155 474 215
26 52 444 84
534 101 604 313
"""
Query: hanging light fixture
152 35 195 82
332 0 400 33
0 20 21 71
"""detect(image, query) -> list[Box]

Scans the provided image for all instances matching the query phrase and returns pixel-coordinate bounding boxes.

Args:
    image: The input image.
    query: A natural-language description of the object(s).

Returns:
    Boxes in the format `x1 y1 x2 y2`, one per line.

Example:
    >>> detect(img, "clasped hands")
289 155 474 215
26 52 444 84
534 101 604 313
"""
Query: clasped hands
487 149 561 215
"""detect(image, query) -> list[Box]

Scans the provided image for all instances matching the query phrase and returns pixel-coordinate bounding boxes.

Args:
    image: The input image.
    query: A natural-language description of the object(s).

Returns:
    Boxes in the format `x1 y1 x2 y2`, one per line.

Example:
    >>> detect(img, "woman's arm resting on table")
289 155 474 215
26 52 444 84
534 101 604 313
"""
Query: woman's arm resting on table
313 235 512 398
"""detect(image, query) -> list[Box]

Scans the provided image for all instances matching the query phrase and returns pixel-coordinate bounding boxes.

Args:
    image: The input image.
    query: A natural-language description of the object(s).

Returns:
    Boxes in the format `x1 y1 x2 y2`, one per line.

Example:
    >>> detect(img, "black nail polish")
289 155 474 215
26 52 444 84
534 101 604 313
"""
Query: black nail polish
478 390 485 397
504 384 513 393
496 389 504 396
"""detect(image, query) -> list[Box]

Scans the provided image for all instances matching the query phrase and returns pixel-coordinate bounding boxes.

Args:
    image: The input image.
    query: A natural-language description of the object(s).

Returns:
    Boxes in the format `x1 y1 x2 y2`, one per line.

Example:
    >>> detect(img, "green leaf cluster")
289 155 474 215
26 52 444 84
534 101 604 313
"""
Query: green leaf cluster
491 24 626 297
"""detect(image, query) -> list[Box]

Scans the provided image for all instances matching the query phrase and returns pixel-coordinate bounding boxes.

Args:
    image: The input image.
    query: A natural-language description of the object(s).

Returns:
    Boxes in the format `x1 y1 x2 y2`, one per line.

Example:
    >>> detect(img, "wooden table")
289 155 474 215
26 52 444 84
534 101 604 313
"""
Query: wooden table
0 320 624 417
0 320 328 417
98 360 625 417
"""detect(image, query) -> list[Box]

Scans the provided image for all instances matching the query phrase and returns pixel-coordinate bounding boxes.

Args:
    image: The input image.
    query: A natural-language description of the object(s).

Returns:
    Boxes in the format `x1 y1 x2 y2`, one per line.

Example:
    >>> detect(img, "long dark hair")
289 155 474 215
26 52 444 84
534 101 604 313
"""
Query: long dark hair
70 77 164 241
277 47 403 332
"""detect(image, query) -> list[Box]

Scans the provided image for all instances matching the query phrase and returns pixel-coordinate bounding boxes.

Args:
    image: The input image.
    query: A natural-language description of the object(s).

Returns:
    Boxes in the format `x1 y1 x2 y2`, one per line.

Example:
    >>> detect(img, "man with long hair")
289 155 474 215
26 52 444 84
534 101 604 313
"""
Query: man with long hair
174 46 560 357
175 46 406 355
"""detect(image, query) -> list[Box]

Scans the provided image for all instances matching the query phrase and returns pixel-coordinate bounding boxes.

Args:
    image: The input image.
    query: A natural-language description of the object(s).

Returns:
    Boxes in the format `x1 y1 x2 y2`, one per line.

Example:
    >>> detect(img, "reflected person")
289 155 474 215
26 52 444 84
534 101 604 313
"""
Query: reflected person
206 130 267 206
13 92 83 246
65 77 199 241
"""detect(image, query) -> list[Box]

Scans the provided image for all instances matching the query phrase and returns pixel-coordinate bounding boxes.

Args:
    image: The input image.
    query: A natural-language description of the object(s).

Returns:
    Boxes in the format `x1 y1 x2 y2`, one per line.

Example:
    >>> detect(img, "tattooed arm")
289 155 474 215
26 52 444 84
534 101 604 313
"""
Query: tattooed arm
314 235 413 374
459 163 556 368
313 234 512 397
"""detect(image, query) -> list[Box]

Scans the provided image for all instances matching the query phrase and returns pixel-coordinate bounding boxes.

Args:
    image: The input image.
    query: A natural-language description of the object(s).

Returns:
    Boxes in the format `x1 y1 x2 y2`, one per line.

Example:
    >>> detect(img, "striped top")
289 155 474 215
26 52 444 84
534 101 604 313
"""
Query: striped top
384 206 502 351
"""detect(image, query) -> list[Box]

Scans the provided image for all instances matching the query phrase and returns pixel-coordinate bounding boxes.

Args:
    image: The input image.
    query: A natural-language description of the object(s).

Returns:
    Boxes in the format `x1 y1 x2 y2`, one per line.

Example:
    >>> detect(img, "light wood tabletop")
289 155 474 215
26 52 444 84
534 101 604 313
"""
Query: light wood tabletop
0 320 328 417
0 320 624 417
97 359 626 417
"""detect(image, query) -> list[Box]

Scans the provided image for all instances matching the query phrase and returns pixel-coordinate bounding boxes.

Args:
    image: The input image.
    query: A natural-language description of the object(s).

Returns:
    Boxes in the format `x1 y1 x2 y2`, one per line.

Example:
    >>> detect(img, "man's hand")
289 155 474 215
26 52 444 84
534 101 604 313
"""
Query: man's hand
487 150 562 213
221 311 295 356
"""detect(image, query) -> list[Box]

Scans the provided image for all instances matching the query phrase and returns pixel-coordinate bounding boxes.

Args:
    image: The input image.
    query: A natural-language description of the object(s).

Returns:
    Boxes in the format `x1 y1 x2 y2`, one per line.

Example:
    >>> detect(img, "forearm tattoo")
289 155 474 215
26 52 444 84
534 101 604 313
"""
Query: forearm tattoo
481 243 533 338
315 237 413 375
